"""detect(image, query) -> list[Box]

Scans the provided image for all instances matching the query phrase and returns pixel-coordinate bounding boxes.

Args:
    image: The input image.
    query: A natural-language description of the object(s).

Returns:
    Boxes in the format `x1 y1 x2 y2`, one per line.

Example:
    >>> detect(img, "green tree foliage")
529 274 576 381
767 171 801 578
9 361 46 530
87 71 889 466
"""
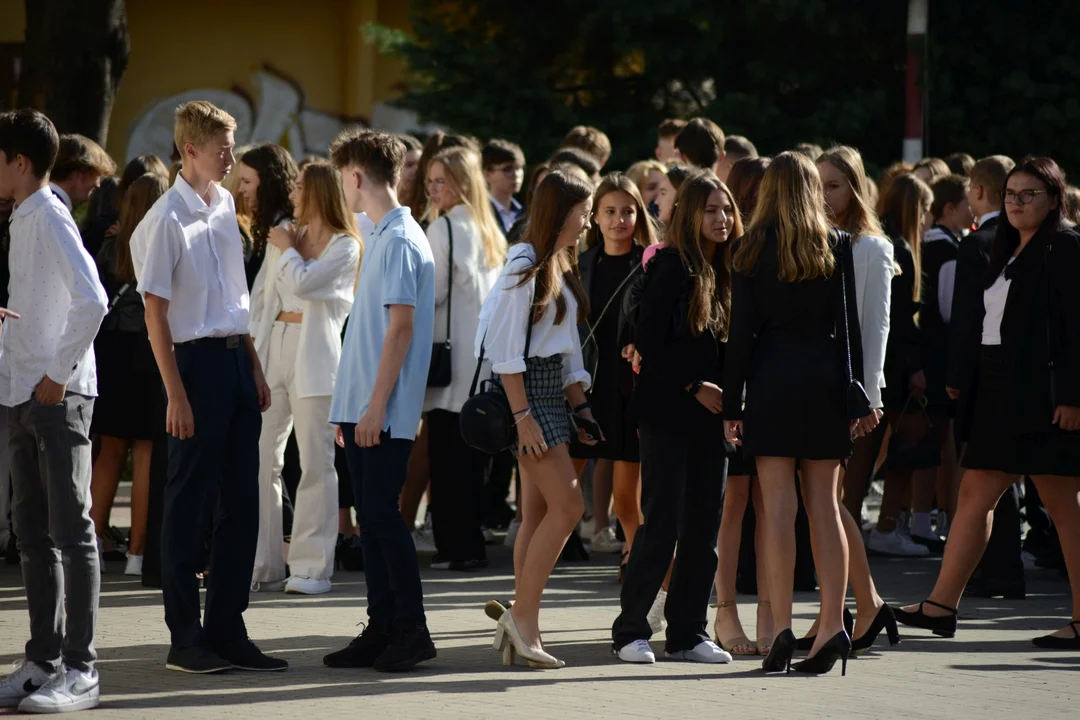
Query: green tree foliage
384 0 1077 176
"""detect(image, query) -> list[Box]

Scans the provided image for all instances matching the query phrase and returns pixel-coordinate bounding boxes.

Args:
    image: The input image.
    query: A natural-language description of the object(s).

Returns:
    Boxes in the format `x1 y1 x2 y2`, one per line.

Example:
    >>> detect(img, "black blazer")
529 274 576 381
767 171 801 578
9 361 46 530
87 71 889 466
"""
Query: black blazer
632 247 724 427
491 199 523 238
952 225 1080 434
947 215 999 440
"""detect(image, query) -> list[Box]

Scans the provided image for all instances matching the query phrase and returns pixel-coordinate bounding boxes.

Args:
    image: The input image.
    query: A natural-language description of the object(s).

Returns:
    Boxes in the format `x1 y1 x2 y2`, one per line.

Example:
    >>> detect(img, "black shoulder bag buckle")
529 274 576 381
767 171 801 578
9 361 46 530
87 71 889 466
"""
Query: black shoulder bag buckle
837 230 873 420
427 215 454 387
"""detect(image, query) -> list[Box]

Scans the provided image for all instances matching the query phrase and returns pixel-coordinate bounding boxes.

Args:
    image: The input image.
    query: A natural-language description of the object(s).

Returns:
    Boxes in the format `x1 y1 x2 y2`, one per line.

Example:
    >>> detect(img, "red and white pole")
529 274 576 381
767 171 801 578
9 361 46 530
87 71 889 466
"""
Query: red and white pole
903 0 928 163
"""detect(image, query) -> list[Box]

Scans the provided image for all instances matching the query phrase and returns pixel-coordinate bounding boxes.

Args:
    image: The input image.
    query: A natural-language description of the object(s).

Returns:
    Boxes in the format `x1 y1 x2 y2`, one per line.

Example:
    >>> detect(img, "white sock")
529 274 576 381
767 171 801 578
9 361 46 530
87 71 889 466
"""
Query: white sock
911 511 934 538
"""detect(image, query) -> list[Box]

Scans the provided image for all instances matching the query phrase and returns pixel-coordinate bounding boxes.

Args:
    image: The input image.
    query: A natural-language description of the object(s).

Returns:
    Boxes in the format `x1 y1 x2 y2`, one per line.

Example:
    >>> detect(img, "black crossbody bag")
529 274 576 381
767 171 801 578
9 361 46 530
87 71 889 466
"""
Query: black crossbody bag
837 231 873 420
427 215 454 387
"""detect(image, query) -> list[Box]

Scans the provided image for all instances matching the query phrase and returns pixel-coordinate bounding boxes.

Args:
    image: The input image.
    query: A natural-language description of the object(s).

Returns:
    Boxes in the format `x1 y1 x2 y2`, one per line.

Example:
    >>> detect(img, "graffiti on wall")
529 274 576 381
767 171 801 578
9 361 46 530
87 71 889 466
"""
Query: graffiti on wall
125 65 434 162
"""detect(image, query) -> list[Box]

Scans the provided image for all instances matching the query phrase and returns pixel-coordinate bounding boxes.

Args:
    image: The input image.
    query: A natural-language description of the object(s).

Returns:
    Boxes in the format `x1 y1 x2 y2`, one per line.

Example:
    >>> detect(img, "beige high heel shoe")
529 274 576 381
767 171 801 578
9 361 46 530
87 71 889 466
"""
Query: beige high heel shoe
493 611 565 669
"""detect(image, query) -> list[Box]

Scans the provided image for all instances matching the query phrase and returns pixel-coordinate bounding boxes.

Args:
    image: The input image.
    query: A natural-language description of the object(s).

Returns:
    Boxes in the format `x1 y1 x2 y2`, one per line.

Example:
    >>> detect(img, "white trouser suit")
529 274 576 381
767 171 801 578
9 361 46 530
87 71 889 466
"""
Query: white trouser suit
250 233 360 583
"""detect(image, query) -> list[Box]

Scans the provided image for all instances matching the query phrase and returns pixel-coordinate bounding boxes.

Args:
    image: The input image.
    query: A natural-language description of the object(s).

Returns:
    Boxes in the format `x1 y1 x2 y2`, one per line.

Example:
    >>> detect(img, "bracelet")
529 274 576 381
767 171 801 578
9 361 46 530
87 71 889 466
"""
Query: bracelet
513 409 532 425
688 380 704 395
572 402 591 414
512 407 531 416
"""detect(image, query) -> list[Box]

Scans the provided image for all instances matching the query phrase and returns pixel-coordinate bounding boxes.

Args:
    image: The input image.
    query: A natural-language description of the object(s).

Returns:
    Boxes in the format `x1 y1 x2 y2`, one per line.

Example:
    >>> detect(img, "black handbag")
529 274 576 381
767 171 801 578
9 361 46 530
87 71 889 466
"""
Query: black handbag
838 231 873 420
459 307 535 454
427 216 454 387
886 393 941 470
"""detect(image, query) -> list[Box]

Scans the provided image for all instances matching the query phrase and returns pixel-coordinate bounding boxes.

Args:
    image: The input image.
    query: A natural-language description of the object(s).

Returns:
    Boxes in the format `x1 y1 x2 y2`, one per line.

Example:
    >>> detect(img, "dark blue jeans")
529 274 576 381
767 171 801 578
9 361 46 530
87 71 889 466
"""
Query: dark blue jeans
338 426 425 627
162 343 261 649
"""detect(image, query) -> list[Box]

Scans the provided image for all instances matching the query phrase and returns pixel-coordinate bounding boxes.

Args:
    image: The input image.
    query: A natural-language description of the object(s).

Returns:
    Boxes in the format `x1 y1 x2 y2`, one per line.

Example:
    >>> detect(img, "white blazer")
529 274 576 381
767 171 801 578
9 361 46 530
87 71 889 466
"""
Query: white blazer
251 232 360 398
424 204 501 413
851 234 894 409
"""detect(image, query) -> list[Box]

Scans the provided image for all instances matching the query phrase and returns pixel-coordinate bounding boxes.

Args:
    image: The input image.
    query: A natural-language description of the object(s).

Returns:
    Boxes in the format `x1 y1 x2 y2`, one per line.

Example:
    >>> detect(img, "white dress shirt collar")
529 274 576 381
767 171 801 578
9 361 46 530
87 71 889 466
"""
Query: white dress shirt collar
48 182 72 210
978 210 1001 229
14 187 54 219
173 172 223 215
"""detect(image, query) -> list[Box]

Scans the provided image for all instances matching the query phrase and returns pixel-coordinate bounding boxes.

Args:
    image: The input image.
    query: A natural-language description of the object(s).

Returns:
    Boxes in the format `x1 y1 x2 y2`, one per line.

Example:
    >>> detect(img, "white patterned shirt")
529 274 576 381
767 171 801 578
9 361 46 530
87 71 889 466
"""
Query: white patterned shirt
0 187 108 405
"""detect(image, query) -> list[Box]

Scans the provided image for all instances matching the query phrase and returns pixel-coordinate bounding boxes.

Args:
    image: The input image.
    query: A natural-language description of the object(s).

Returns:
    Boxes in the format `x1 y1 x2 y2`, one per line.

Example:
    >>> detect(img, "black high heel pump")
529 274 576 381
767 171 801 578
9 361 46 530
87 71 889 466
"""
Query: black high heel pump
793 631 851 676
796 608 853 651
761 629 797 673
851 604 901 655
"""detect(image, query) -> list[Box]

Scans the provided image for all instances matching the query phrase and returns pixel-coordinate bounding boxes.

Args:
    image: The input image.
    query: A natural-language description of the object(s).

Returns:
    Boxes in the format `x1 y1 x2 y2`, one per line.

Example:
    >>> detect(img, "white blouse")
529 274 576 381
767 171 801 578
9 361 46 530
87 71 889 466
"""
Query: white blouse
474 242 591 389
851 234 894 409
982 259 1014 346
424 204 501 413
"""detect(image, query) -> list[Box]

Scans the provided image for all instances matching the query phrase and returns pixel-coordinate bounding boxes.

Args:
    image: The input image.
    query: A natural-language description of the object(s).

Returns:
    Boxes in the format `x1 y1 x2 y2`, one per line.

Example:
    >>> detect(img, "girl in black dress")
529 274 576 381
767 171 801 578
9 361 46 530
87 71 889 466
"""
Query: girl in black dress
897 157 1080 648
724 152 877 676
612 171 735 665
89 173 169 576
572 174 657 564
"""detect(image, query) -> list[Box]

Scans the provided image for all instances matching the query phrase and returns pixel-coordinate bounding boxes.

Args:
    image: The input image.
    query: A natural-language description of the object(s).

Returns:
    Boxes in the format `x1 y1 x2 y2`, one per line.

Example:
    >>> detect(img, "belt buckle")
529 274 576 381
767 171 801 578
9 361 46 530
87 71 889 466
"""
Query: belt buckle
225 336 240 349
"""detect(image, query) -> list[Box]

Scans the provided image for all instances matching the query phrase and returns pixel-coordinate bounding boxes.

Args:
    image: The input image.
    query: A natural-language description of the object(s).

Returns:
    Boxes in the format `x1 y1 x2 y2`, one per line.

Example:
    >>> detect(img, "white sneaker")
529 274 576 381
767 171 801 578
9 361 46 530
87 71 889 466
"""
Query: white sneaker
18 666 100 714
590 527 622 554
867 528 930 557
503 520 521 549
578 517 596 539
0 661 57 709
250 579 287 592
124 554 143 577
481 526 496 544
666 640 732 664
285 576 332 595
615 639 655 663
412 528 437 556
647 589 668 635
1022 551 1038 571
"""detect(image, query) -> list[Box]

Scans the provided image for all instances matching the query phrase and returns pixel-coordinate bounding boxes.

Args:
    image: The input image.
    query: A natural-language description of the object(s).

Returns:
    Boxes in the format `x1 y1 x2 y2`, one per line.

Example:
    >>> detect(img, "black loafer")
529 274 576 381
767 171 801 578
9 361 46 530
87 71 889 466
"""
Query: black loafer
215 638 288 672
166 645 231 674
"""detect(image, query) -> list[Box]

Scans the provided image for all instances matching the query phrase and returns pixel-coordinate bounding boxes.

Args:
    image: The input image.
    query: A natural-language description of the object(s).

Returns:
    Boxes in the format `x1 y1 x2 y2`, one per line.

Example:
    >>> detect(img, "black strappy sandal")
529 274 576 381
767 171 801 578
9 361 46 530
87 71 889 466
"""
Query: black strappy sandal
1032 620 1080 649
893 599 957 638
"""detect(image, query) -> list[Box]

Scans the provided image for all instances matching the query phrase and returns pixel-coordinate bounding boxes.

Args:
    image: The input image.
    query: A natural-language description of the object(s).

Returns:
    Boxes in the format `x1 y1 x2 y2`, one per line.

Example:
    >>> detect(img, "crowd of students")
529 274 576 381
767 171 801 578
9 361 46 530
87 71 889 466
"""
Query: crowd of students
0 99 1077 712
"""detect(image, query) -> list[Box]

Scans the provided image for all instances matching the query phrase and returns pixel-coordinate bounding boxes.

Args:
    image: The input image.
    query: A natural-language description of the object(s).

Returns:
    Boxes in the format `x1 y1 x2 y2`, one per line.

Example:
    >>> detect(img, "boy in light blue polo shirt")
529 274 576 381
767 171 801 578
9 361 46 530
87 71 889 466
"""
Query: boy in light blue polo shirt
325 130 436 672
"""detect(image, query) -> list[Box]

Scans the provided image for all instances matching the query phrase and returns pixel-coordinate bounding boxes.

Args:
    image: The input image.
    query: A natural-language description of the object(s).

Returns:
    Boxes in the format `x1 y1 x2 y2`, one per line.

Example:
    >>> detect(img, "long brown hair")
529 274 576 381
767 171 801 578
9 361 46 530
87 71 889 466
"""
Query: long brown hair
296 163 363 285
817 145 885 240
879 173 932 301
240 144 297 257
665 171 738 339
584 172 658 250
734 151 834 282
514 170 592 324
116 174 168 283
726 157 770 224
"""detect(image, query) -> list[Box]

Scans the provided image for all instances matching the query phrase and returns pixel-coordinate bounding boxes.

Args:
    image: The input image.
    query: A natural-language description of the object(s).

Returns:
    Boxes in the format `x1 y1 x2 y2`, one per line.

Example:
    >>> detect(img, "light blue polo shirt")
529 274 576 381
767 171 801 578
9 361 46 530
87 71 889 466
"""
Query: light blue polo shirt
330 206 435 440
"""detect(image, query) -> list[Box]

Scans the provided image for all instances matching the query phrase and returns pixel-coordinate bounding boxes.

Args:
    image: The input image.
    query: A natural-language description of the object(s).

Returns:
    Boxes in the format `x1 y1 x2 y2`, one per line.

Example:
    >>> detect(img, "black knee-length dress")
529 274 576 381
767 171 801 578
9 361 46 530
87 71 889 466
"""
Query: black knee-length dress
724 230 863 461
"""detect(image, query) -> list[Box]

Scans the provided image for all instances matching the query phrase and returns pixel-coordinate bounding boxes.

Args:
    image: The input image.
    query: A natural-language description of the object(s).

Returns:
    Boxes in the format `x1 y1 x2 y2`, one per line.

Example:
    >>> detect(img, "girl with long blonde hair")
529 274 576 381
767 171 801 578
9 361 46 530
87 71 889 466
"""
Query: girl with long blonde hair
251 162 362 595
422 146 507 569
725 152 878 676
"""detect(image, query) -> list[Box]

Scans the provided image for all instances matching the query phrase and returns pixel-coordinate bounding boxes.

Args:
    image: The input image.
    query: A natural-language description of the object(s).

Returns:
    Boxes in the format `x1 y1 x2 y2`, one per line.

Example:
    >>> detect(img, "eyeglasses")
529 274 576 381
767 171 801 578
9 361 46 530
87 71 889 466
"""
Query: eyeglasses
1003 189 1047 205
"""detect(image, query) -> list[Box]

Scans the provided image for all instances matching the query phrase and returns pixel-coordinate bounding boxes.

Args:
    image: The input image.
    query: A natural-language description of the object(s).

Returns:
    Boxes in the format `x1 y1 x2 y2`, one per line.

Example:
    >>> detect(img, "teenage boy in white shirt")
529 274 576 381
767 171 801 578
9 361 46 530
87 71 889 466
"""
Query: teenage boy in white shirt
0 108 108 714
482 139 525 237
129 101 283 675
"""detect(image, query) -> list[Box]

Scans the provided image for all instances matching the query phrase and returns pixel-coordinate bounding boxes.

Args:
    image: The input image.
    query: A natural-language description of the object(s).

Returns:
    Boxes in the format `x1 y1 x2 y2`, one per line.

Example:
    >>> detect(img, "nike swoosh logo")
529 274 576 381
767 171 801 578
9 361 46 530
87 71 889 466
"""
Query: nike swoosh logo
23 679 40 693
70 677 98 695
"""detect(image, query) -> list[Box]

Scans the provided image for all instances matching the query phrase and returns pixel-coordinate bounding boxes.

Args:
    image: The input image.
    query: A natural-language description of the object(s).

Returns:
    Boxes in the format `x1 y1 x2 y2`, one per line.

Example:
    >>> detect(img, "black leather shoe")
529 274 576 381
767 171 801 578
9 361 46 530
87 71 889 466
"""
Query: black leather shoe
166 645 231 674
796 608 853 651
910 532 946 554
324 623 389 668
374 622 437 672
894 600 957 638
215 638 288 672
965 577 1025 600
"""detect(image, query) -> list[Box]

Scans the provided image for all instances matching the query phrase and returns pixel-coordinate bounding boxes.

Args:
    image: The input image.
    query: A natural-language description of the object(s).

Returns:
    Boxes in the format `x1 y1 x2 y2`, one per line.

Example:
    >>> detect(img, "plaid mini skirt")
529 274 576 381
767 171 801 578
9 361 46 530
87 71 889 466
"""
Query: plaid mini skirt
493 355 570 457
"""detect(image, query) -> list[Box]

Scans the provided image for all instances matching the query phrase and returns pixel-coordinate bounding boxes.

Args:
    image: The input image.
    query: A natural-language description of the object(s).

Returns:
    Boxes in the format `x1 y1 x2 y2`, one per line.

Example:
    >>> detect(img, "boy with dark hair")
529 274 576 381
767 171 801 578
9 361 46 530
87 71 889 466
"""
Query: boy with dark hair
48 134 116 211
547 147 600 184
130 100 282 675
718 135 758 182
655 118 686 163
482 138 526 236
945 152 975 177
396 133 423 199
559 125 611 168
793 142 824 162
324 129 437 672
0 108 108 713
675 117 725 174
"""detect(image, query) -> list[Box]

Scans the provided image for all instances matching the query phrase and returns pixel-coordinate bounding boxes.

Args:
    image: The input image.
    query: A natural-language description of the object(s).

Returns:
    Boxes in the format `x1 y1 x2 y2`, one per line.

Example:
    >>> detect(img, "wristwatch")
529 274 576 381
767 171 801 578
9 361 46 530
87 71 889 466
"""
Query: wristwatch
689 380 704 396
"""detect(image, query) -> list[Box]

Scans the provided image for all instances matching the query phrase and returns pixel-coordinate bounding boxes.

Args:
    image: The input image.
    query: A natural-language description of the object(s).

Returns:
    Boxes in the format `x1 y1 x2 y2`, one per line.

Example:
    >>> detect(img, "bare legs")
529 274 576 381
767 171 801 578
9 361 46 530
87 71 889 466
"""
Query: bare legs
800 460 850 657
713 475 771 651
611 461 643 552
89 435 151 555
757 459 799 637
511 444 585 652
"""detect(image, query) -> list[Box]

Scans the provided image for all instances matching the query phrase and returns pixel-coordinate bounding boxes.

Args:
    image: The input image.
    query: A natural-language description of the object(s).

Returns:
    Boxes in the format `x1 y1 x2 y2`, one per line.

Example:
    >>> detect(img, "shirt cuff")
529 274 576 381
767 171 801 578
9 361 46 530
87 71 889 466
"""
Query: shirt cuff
491 358 526 375
137 281 172 301
383 297 417 307
563 369 591 391
45 362 76 387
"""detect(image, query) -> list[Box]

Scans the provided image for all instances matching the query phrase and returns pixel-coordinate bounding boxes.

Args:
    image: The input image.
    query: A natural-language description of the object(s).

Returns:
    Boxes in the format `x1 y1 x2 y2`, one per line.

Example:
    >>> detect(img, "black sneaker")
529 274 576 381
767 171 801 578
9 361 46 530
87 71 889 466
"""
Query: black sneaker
166 645 232 674
323 623 389 668
430 555 452 570
373 621 436 672
214 638 288 672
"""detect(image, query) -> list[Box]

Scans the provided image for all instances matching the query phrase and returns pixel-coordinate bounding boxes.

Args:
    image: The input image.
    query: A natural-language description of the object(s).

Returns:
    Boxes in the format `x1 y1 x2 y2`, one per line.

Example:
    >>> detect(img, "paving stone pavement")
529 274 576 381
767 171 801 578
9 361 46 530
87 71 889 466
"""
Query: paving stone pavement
0 547 1076 719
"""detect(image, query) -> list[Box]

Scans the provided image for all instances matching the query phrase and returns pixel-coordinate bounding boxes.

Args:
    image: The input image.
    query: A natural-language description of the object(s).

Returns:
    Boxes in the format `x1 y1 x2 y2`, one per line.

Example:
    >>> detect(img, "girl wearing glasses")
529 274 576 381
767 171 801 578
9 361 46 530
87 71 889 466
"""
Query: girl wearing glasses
897 157 1080 649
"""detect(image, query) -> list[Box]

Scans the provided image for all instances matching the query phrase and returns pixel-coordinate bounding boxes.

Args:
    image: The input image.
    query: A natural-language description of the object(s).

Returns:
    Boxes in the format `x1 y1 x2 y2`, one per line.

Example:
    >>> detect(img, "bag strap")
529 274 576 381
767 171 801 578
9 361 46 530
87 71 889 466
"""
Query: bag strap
581 262 641 379
837 231 855 384
443 215 453 344
468 278 536 398
108 283 131 314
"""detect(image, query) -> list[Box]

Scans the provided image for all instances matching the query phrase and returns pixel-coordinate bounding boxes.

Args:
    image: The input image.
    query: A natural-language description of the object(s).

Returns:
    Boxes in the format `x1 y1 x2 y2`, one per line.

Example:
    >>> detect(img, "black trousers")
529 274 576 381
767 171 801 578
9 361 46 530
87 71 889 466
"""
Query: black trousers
161 343 261 649
973 482 1024 583
612 420 725 651
427 409 487 562
142 389 168 588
